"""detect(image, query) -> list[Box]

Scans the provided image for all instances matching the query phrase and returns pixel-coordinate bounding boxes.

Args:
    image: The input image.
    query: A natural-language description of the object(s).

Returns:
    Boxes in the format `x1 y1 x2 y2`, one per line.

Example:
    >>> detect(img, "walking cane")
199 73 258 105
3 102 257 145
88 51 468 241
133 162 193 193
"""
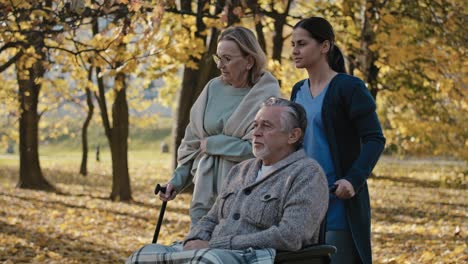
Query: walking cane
152 184 170 243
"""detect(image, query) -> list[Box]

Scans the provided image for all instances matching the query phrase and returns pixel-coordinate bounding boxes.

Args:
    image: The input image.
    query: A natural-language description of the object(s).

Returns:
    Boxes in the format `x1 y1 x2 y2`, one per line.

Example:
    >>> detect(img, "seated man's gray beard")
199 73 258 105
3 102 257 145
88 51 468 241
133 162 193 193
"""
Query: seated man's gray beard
253 145 271 160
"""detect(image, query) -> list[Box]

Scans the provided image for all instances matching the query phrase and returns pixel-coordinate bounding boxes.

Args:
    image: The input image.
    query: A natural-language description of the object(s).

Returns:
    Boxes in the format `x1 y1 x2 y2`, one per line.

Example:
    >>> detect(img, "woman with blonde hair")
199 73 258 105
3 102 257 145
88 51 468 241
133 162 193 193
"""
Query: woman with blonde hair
159 26 280 226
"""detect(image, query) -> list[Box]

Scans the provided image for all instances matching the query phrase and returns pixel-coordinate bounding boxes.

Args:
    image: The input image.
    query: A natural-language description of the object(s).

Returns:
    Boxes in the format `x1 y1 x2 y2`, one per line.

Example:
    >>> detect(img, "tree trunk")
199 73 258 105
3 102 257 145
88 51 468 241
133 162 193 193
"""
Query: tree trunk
94 64 130 200
79 67 94 176
172 1 223 169
272 16 285 62
93 17 112 141
16 52 53 191
348 54 357 76
92 17 131 201
226 0 241 25
271 0 293 62
255 21 266 53
360 0 380 100
172 48 219 169
249 0 266 52
109 72 131 201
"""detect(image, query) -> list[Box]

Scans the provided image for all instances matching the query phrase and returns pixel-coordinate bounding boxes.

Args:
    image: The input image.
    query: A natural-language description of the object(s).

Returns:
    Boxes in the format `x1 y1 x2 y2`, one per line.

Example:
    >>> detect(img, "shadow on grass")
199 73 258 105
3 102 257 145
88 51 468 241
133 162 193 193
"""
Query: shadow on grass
373 230 461 245
52 190 191 215
0 220 123 263
43 168 112 188
372 175 465 190
0 165 111 188
0 191 190 223
1 165 176 197
373 205 466 224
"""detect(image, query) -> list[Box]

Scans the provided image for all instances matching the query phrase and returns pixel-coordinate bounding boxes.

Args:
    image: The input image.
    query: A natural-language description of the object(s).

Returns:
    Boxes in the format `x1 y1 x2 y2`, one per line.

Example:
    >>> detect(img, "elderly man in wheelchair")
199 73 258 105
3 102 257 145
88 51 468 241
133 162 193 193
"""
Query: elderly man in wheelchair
127 97 334 264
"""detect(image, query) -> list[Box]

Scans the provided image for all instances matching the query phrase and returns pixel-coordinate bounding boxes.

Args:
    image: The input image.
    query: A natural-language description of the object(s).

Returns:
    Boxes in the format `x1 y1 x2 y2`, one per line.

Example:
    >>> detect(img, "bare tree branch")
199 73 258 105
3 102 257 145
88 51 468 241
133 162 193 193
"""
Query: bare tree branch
164 7 220 19
0 42 24 53
0 51 22 73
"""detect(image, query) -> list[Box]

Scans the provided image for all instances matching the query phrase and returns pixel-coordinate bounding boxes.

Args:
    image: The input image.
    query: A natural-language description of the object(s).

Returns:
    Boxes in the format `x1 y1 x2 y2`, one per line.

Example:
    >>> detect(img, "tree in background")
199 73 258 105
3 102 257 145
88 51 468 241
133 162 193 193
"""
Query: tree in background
299 0 466 159
168 0 222 168
167 0 465 161
0 0 465 200
0 0 184 200
0 0 75 190
62 0 180 201
169 0 308 168
59 0 202 200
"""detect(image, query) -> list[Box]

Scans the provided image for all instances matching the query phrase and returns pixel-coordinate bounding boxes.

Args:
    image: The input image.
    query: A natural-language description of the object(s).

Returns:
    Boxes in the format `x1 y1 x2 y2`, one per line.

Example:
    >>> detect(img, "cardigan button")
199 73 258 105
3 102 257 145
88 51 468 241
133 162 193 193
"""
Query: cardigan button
244 189 251 195
233 213 240 220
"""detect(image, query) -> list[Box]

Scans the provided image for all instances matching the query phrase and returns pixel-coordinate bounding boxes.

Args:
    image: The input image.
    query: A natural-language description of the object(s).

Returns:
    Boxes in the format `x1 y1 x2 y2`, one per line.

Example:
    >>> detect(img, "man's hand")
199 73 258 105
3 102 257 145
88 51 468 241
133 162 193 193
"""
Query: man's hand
159 183 177 201
334 179 355 199
183 240 209 250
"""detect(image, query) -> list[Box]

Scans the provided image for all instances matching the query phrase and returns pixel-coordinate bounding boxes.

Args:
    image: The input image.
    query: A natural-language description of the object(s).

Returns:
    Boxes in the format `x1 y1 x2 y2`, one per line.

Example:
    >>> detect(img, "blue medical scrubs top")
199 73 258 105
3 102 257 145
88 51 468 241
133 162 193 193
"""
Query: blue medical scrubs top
295 80 349 231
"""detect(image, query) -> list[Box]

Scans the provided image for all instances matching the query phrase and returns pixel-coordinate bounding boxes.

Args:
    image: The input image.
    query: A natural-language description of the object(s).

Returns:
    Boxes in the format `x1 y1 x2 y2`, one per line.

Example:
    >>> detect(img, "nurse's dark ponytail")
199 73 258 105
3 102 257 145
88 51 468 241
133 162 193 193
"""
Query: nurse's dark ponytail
329 45 346 73
294 17 347 73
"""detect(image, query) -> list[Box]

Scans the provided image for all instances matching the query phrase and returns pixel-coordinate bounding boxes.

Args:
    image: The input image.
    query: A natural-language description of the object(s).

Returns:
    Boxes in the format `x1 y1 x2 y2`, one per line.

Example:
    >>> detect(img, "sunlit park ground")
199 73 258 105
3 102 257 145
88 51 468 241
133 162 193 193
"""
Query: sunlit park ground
0 131 466 263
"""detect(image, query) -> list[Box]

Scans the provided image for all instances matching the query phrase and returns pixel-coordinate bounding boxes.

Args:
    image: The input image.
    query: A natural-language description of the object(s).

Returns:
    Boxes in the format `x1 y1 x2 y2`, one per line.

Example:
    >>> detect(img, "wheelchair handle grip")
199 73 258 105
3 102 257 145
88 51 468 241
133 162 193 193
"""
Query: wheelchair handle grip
329 185 338 194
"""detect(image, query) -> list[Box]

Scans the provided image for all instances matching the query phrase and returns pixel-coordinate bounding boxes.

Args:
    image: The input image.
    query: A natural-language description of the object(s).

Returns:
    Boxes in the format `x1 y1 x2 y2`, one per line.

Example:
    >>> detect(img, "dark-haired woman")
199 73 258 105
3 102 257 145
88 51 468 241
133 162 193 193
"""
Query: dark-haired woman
290 17 385 264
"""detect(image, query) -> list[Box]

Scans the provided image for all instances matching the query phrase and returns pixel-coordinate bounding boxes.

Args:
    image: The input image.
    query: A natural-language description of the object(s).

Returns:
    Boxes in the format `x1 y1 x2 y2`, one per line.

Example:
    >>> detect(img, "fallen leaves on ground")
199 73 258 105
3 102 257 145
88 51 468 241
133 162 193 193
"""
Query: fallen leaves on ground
370 157 467 263
0 155 466 263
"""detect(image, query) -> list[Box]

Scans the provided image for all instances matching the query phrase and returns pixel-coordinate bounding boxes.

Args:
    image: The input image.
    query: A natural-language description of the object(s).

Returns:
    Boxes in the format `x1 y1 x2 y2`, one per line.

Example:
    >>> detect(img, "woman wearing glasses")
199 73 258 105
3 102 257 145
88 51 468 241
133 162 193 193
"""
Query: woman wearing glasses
160 26 280 226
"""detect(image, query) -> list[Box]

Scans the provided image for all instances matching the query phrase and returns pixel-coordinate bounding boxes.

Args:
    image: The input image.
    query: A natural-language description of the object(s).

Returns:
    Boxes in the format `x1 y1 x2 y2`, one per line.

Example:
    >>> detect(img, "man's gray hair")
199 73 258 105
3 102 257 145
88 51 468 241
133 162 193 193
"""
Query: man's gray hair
261 97 307 147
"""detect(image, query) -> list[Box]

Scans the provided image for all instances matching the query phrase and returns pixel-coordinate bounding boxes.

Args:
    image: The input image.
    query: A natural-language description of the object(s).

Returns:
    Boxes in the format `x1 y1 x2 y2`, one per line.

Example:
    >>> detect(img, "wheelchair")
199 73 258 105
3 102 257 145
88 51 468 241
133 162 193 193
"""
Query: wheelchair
274 219 336 264
153 184 336 264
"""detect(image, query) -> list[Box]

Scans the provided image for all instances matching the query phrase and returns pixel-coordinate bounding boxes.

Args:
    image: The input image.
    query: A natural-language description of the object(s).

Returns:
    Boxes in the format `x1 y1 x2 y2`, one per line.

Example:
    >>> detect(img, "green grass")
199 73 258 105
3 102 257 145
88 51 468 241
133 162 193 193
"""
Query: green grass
0 121 175 187
32 116 174 153
0 153 17 165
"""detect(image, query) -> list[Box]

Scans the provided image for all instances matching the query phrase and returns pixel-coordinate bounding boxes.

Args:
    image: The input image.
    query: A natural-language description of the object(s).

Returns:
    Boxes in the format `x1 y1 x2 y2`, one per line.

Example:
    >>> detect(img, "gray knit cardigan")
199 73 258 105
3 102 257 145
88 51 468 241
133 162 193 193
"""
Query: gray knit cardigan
185 149 329 251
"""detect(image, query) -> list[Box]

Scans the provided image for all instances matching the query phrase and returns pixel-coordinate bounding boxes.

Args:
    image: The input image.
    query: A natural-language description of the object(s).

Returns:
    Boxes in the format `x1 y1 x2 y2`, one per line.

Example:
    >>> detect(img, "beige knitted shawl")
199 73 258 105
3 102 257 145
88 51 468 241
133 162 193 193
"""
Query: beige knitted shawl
177 71 280 204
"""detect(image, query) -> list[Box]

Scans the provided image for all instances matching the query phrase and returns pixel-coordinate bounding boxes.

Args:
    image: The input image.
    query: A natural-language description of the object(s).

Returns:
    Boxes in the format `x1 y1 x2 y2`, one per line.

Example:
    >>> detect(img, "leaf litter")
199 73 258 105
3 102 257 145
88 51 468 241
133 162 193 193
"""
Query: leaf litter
0 156 466 263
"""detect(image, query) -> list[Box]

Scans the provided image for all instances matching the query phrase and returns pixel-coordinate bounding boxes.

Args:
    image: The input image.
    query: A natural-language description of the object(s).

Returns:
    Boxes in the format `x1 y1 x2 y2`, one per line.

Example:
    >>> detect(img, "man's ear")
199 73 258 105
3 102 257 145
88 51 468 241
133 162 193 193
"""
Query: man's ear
288 128 302 145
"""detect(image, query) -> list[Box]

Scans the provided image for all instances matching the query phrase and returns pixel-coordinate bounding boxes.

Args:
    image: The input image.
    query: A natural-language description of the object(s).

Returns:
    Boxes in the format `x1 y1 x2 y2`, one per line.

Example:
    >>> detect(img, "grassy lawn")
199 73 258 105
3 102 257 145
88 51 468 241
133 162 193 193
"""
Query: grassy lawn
0 145 466 263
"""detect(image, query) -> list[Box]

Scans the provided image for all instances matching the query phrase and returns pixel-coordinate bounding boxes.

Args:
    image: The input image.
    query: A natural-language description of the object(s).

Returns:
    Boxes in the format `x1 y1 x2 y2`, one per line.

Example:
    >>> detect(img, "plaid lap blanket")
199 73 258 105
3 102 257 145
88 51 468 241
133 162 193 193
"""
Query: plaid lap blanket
126 242 276 264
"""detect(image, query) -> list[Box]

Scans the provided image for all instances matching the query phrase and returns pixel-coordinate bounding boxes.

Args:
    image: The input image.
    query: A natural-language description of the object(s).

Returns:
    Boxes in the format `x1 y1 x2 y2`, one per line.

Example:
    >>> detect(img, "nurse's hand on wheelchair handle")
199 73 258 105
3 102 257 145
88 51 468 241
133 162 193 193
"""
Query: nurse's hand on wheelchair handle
332 179 355 199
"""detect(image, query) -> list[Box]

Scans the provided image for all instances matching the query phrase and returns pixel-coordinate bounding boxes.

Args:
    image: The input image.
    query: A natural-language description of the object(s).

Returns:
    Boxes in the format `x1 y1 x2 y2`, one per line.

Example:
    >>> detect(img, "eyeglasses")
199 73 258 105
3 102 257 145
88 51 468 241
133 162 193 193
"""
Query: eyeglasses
212 54 244 65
